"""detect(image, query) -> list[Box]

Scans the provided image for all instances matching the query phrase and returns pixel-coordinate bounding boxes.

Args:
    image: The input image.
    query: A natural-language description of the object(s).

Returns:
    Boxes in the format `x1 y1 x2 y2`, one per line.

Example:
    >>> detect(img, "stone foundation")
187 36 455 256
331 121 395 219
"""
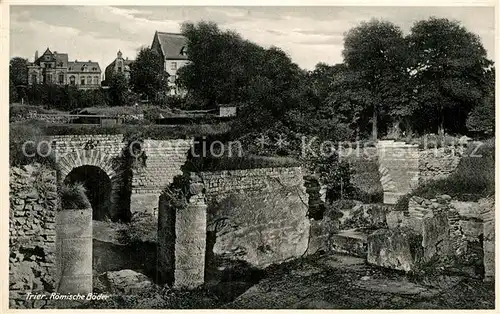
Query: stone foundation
374 195 492 276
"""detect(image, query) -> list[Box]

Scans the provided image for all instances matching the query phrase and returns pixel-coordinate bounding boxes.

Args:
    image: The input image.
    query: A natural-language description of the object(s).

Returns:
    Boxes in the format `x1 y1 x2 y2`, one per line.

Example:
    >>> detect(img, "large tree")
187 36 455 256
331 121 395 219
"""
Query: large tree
10 57 28 86
341 19 408 141
10 57 29 103
129 47 169 104
108 72 129 106
406 17 493 134
178 21 267 108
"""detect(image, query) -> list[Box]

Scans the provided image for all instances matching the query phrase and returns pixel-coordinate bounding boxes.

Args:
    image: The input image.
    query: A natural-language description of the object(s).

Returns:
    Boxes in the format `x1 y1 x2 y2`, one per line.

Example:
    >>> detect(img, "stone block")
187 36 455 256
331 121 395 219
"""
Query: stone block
367 228 422 272
422 212 451 261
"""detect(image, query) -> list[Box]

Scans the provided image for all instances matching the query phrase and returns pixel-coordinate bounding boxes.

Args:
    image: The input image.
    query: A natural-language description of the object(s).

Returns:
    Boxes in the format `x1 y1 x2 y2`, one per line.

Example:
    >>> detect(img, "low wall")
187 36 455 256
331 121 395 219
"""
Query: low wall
130 139 192 217
418 147 463 184
9 165 58 309
382 195 491 276
200 167 310 268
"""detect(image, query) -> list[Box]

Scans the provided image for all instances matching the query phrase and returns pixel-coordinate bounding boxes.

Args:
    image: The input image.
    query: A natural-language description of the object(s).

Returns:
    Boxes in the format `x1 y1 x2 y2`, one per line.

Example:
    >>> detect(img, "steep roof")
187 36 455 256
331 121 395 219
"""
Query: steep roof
154 31 188 60
68 61 101 73
54 53 69 68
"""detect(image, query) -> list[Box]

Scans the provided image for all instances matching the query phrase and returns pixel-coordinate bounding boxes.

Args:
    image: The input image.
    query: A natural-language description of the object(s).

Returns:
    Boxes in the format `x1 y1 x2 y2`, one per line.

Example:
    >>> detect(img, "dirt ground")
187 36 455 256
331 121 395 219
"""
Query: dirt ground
80 241 494 309
226 253 495 309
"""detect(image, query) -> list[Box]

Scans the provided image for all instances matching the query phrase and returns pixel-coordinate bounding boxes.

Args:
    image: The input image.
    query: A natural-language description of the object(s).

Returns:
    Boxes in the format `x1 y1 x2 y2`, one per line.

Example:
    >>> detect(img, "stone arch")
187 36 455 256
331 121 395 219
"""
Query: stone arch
57 149 127 221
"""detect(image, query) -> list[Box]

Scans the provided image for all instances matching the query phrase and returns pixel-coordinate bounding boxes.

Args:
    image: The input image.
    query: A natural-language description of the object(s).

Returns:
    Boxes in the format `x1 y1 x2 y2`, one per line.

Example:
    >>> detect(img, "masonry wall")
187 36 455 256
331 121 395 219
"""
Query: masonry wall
418 147 463 185
130 139 192 217
377 141 419 204
9 164 58 309
385 195 489 275
200 167 310 268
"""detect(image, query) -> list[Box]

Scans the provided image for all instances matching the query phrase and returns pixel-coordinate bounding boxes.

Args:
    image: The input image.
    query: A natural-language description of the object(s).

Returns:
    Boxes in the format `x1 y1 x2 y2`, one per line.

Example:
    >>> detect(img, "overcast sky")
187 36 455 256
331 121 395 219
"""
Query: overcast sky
10 6 495 71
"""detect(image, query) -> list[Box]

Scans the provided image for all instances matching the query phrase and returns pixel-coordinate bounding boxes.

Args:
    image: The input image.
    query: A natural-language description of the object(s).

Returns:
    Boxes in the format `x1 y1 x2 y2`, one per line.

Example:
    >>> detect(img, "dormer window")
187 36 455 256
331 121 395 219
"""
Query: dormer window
180 46 187 56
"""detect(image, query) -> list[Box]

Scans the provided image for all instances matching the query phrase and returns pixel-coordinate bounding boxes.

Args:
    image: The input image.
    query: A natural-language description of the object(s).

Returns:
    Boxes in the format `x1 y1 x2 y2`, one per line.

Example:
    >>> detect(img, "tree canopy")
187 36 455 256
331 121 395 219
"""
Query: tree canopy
129 47 169 103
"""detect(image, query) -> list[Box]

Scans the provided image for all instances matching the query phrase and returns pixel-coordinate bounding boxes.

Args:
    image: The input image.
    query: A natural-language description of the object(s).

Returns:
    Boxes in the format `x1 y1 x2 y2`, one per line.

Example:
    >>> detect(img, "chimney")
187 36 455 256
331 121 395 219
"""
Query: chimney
34 50 38 61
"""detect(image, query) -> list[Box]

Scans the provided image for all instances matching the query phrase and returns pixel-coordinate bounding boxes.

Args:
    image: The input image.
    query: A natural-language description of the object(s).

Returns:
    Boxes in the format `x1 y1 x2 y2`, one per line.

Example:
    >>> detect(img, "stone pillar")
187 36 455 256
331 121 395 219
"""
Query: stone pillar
158 173 207 289
377 140 419 204
56 208 92 294
480 197 495 282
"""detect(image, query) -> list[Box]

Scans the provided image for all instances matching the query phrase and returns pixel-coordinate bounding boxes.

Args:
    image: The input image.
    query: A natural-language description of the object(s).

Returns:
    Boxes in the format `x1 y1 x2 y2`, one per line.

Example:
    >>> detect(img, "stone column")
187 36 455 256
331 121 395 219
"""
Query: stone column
377 140 419 204
56 208 92 294
158 173 207 289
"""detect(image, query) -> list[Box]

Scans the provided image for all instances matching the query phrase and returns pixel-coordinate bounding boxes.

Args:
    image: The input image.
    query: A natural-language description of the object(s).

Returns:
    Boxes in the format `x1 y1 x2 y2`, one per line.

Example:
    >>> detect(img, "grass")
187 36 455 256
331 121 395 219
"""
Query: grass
395 138 495 211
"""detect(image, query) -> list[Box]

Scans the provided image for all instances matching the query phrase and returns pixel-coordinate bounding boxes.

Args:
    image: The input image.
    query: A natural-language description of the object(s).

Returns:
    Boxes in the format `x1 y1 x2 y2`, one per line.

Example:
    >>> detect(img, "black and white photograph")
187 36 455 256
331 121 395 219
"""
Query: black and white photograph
5 3 496 310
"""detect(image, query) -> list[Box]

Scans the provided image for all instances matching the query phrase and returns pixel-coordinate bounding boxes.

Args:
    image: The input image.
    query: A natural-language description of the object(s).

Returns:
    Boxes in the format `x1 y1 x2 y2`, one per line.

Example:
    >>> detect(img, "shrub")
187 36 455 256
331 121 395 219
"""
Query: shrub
9 120 57 168
9 121 231 140
59 182 91 210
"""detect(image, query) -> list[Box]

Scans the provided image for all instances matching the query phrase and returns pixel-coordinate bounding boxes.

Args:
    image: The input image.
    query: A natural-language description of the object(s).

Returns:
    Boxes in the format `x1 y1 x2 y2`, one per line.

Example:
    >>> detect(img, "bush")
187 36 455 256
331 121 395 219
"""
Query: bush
9 120 57 168
59 182 91 210
395 139 495 210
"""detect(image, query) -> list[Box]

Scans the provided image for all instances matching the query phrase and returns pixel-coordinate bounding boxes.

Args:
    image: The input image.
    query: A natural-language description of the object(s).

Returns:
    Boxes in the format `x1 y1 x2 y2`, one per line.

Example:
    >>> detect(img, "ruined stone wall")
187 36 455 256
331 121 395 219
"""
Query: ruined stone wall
480 196 495 281
376 141 419 204
9 164 58 309
130 139 192 216
200 167 310 268
418 147 464 185
383 195 490 276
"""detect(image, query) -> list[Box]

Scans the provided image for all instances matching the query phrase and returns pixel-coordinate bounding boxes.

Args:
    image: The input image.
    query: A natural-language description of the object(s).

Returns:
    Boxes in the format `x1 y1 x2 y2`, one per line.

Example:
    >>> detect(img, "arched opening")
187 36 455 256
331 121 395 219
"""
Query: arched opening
64 165 112 221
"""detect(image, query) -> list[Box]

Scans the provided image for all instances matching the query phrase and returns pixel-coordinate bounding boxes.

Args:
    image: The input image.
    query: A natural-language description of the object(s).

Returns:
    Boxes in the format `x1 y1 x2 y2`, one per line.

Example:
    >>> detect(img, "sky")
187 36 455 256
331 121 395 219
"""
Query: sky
10 6 495 72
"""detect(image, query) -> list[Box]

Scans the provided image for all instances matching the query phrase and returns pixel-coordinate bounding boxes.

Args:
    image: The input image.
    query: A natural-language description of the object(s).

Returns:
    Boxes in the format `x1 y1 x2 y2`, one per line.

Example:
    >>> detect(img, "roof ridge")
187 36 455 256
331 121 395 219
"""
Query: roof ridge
157 31 184 36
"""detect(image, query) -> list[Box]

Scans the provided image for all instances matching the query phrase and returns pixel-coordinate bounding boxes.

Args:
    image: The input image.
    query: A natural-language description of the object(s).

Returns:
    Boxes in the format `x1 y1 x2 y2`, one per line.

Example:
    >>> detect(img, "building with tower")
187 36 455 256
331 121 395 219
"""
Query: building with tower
104 50 134 85
27 48 102 89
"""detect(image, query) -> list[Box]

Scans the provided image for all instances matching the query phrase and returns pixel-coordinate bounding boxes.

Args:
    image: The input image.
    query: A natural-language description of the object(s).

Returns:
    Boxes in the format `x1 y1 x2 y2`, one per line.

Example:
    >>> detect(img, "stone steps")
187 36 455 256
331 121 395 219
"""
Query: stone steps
330 229 369 258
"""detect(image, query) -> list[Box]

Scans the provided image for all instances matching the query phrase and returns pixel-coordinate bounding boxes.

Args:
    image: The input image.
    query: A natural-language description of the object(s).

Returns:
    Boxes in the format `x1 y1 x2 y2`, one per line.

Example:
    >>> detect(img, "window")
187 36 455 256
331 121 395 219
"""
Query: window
81 77 85 85
46 74 53 83
46 63 52 68
58 74 65 84
70 76 75 85
171 62 177 70
170 75 176 83
87 76 92 85
118 67 122 72
31 74 37 84
93 76 99 85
